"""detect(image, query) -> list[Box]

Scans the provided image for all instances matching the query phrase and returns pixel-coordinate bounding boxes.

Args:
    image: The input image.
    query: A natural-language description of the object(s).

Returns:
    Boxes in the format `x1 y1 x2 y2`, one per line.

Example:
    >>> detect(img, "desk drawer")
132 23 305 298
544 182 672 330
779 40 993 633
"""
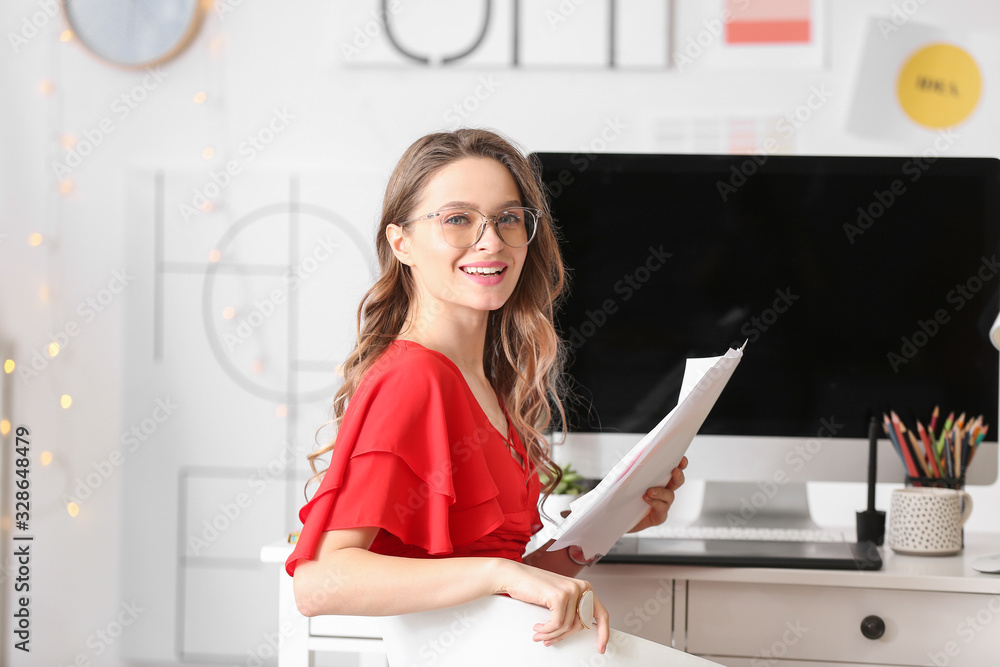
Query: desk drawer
687 581 1000 667
587 573 676 645
311 614 382 639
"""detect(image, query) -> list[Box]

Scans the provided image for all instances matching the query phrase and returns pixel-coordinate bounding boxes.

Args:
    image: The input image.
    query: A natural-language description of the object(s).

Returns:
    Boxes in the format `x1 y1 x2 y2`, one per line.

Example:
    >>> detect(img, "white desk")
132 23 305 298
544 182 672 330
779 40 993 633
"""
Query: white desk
261 533 1000 667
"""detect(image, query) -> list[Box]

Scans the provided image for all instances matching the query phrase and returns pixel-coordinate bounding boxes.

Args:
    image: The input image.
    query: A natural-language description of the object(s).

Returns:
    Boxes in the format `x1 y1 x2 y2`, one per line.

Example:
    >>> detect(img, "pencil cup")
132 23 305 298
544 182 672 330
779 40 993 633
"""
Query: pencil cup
887 487 973 556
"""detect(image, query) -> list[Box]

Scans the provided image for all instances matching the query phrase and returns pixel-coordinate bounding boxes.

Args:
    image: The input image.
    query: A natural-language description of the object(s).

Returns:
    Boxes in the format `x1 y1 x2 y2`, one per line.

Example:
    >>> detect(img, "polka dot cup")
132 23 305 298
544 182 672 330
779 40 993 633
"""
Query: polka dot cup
887 487 973 556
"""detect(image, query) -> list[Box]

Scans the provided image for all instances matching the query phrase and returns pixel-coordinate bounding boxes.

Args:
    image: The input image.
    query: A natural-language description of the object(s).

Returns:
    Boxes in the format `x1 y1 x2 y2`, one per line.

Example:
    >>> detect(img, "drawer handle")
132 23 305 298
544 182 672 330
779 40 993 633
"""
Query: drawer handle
860 615 885 640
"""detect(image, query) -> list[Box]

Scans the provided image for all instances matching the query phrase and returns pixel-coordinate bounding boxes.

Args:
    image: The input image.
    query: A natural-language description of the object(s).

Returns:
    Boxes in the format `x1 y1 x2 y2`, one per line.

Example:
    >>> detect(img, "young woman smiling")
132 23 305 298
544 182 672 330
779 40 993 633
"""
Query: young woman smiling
285 129 687 655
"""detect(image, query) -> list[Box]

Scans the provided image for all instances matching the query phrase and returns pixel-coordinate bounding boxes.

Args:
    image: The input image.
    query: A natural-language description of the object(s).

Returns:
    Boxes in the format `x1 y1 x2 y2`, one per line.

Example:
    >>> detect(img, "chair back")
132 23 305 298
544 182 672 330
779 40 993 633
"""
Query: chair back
378 594 724 666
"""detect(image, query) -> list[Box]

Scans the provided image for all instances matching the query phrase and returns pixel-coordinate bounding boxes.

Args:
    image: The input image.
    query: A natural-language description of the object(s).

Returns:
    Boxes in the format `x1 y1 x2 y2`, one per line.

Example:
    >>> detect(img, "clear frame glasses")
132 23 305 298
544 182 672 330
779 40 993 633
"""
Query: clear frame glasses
399 206 540 249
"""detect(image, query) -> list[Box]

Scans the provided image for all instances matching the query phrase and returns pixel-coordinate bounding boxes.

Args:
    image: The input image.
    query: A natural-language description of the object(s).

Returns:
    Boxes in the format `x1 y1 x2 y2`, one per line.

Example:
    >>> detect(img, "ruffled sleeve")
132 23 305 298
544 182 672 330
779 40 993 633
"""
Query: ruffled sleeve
285 344 507 576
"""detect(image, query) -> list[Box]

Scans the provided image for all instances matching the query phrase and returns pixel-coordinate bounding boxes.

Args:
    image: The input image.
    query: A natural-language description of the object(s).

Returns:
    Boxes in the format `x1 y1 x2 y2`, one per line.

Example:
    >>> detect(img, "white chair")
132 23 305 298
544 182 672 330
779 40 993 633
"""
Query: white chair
378 595 724 666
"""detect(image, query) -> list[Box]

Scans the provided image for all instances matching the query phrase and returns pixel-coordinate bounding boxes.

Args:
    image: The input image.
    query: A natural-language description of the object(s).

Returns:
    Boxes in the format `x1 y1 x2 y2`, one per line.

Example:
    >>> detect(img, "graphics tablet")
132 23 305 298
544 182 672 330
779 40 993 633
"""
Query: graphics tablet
601 537 883 571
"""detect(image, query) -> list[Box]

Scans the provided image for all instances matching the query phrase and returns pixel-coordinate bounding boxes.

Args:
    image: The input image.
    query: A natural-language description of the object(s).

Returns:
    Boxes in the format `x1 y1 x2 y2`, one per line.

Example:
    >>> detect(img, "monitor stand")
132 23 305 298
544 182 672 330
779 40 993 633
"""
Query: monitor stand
690 481 820 530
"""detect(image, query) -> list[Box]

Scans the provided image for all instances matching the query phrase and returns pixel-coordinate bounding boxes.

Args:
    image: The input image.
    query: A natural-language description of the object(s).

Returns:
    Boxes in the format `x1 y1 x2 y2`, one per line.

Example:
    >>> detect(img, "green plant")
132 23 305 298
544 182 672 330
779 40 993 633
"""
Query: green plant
541 463 589 495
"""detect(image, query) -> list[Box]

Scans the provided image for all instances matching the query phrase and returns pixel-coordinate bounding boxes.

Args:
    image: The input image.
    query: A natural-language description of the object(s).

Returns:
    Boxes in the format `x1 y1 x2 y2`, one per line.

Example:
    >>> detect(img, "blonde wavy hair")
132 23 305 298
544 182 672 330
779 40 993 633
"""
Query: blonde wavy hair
303 128 568 502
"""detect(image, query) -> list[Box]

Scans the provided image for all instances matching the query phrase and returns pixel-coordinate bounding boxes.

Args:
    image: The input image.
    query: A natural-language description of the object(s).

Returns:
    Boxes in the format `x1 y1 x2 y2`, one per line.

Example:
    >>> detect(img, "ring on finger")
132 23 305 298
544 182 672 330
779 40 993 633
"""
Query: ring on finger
576 588 595 630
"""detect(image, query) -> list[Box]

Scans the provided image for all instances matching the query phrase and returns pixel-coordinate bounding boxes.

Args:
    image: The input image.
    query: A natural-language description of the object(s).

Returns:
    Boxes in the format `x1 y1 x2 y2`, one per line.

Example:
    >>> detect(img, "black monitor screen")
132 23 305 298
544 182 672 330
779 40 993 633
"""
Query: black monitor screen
536 153 1000 440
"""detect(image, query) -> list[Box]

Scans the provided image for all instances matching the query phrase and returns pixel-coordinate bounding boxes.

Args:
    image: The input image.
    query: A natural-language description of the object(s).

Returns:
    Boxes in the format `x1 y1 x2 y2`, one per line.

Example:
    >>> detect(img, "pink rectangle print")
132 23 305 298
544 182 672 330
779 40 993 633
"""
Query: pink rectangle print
725 0 812 45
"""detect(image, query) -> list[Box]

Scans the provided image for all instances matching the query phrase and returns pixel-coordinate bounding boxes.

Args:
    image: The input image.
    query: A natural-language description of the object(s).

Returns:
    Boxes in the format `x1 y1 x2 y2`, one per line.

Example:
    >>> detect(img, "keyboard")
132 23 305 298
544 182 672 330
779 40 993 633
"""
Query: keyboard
635 524 852 543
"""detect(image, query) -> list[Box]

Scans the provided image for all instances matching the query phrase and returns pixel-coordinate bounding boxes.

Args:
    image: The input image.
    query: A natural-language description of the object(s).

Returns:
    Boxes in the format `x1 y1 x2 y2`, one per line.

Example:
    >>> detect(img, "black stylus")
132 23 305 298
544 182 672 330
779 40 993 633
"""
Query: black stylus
856 416 885 545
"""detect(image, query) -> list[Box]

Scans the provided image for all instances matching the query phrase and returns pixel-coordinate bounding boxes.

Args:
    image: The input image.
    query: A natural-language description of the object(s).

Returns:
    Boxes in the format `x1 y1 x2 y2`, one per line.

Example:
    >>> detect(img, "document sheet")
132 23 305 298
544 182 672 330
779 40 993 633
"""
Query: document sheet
549 345 745 561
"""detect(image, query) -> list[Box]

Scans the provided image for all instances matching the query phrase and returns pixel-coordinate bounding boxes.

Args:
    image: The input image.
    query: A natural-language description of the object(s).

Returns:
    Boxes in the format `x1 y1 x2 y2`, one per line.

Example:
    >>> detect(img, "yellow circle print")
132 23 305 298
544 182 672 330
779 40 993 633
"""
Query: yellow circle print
897 43 982 128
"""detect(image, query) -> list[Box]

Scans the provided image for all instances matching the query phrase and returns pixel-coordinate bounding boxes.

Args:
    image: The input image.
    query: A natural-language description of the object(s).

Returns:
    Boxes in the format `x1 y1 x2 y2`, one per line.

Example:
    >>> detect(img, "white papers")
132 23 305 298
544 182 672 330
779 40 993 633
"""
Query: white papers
549 345 745 561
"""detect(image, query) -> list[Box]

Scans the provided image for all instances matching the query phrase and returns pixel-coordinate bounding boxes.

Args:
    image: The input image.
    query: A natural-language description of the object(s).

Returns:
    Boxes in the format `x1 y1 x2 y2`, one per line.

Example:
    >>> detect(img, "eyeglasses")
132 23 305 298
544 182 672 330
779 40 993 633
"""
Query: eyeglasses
399 206 540 249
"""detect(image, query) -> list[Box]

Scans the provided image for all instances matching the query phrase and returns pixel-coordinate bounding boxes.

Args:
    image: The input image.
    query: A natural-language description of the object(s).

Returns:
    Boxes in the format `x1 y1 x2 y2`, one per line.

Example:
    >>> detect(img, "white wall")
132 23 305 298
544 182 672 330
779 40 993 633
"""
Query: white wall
2 1 999 666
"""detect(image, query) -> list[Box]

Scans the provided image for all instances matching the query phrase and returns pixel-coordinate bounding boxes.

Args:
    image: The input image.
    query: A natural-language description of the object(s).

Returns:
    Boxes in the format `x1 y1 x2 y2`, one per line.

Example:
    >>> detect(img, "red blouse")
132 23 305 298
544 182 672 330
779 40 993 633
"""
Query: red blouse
285 340 542 577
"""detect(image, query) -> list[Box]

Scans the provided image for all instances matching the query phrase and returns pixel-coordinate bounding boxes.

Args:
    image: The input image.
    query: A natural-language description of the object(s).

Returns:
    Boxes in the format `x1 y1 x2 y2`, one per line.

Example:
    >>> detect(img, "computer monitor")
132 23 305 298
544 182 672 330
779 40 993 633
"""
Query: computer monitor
535 152 1000 528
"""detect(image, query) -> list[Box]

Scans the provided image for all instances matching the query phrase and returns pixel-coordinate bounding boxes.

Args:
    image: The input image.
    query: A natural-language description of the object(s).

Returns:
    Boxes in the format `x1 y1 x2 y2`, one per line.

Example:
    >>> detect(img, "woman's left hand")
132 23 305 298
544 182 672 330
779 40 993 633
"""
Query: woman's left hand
626 456 688 534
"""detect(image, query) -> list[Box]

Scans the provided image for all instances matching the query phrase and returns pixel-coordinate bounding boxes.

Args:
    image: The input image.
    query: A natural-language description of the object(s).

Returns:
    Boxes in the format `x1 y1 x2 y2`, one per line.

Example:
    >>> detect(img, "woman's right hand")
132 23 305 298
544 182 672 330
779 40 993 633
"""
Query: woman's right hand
492 559 610 654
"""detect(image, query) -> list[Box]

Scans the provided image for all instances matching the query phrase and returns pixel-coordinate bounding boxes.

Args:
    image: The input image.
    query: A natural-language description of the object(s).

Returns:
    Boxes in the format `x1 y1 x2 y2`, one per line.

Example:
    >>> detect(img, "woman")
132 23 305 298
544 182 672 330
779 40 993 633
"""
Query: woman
285 128 687 656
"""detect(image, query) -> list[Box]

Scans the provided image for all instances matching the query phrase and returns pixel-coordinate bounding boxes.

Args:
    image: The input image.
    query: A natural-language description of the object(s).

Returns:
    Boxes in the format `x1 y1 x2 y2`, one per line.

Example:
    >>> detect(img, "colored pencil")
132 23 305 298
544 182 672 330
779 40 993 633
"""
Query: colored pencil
906 429 931 477
936 411 955 455
961 428 973 476
969 425 987 466
916 420 940 476
883 414 904 464
952 425 962 479
890 411 919 477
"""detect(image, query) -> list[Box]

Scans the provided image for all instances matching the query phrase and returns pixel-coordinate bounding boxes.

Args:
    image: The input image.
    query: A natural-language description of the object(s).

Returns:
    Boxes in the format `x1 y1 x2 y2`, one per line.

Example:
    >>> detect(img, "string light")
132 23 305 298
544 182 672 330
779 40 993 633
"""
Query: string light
0 420 10 436
275 404 288 418
27 3 264 524
3 359 14 373
199 200 214 213
39 6 169 519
